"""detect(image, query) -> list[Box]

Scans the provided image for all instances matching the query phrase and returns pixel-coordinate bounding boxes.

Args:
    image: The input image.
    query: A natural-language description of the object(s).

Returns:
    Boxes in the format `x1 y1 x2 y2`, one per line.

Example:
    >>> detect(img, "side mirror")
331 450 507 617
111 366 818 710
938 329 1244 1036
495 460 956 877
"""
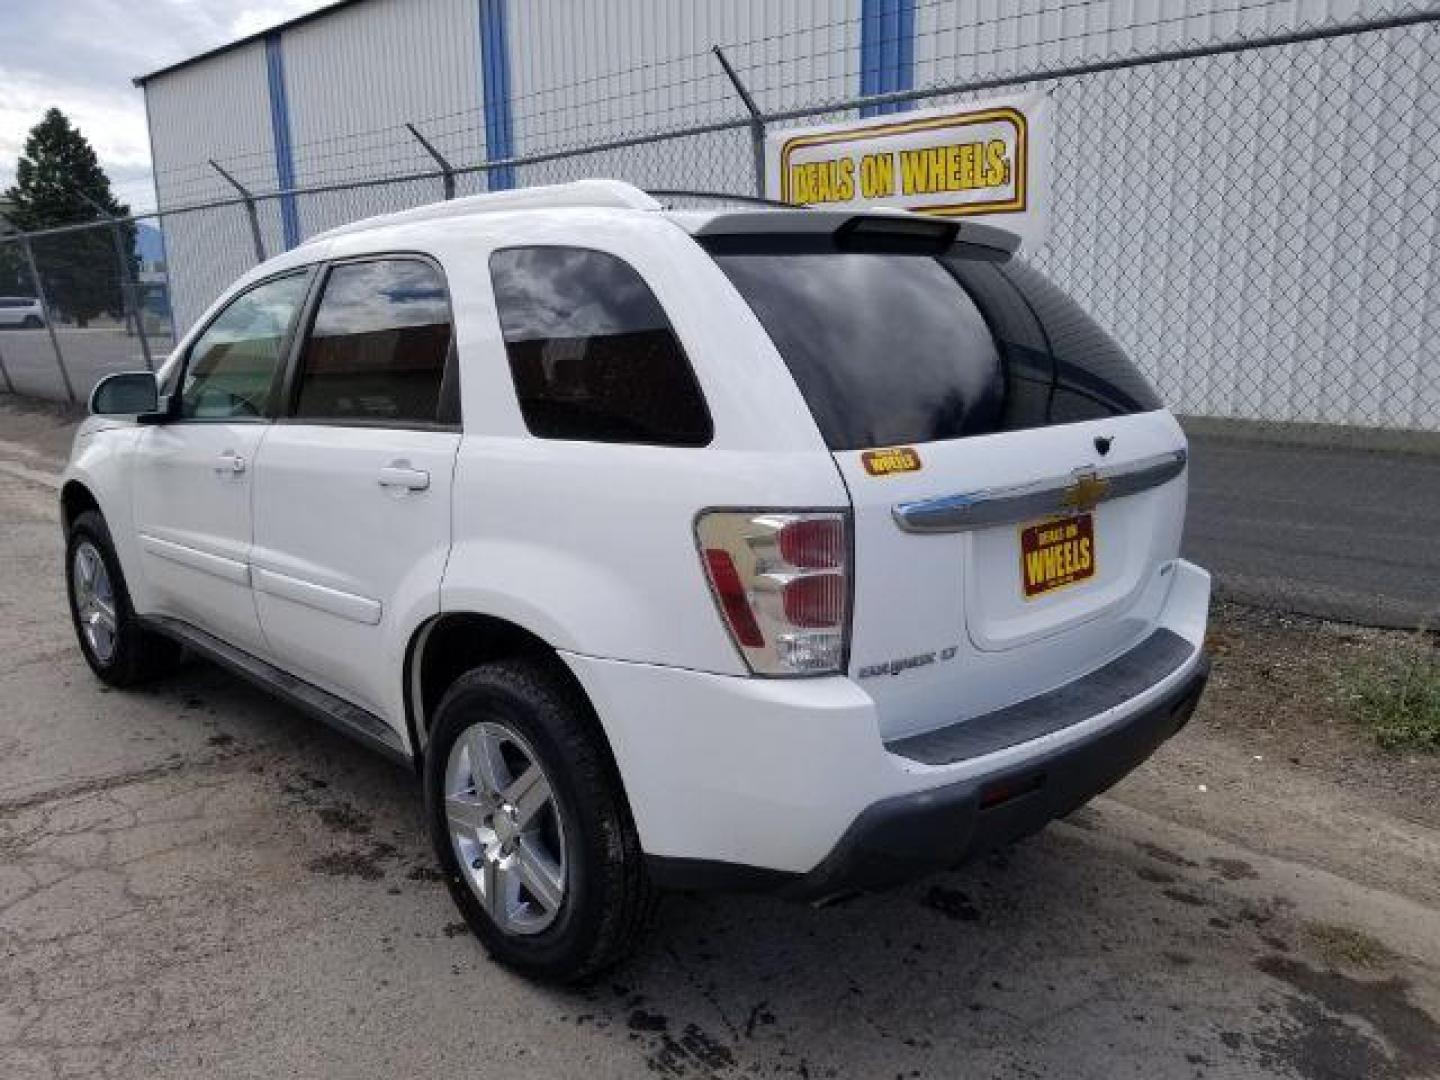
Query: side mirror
89 371 160 417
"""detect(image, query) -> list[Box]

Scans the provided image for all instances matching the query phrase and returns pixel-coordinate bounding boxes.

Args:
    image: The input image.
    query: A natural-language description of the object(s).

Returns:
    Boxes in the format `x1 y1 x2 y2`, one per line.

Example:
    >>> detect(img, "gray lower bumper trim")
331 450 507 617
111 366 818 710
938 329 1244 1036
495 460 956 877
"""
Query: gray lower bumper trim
885 628 1195 766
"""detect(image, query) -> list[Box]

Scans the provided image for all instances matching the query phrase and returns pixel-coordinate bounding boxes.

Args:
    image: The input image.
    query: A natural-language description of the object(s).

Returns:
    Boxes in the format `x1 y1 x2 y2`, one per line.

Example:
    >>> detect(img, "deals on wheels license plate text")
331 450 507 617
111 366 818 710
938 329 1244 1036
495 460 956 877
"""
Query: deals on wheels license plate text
1020 514 1096 599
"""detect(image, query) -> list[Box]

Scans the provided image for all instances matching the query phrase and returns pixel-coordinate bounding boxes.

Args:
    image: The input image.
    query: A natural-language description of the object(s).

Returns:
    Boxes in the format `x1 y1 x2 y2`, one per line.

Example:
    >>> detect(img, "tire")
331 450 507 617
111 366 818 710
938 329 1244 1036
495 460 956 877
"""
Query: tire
65 509 181 687
22 315 42 329
424 658 655 983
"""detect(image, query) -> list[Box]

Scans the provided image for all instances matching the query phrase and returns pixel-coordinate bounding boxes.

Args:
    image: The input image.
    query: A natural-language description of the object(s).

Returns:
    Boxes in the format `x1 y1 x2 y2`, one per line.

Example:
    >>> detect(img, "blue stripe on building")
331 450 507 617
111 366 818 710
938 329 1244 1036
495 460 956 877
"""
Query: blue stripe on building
860 0 915 118
479 0 516 190
264 33 301 249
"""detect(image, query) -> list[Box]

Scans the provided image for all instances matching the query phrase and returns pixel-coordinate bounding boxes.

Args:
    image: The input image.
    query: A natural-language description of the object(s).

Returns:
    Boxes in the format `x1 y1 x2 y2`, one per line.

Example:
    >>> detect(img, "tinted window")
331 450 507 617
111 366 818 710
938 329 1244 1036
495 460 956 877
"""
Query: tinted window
991 259 1161 422
490 247 711 446
710 247 1159 451
182 273 309 420
293 259 452 424
713 252 1007 451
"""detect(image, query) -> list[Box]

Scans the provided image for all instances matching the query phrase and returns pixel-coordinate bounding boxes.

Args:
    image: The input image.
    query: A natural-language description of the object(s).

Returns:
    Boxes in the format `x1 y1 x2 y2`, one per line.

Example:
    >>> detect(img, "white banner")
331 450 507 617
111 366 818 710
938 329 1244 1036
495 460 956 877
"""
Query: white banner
765 92 1051 248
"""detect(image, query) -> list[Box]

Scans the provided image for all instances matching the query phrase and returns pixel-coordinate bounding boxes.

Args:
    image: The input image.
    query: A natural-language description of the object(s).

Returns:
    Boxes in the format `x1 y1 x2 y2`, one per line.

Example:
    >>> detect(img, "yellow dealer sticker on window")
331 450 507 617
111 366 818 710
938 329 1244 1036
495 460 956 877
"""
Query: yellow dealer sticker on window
861 447 922 476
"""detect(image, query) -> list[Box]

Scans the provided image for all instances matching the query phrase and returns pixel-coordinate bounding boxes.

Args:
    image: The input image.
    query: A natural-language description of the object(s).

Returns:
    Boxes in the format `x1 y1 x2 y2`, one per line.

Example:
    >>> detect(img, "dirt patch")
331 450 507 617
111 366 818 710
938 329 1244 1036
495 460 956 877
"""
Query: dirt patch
1200 603 1440 826
922 885 980 922
1251 956 1440 1079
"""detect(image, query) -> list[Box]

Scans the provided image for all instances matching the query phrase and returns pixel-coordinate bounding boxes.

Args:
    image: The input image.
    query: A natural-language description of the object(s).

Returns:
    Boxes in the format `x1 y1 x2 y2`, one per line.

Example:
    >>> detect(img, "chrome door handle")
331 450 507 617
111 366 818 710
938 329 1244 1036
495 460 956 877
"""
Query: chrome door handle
215 452 246 476
377 465 430 492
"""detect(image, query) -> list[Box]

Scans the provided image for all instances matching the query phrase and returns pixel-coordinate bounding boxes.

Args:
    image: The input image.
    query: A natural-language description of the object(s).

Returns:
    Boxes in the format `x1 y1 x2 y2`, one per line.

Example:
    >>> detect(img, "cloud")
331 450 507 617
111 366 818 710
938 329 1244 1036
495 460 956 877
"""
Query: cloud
0 0 329 215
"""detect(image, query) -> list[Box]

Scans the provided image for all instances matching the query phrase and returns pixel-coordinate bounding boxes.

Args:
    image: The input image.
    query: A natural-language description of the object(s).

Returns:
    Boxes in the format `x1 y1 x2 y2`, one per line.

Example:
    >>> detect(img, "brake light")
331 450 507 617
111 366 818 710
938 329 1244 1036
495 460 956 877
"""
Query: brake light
696 511 850 675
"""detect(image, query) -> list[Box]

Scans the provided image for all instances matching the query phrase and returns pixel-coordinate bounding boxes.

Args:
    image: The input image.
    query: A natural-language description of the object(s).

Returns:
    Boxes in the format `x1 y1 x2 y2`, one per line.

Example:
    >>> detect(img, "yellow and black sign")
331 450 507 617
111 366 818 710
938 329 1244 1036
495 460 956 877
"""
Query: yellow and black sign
861 446 923 476
766 92 1050 247
1020 514 1096 598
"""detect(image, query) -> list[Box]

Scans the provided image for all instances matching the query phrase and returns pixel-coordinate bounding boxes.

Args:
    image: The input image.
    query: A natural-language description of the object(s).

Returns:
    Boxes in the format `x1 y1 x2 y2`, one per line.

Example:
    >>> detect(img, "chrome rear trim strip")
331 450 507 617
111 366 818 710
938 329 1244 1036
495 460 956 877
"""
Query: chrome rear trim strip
891 448 1187 534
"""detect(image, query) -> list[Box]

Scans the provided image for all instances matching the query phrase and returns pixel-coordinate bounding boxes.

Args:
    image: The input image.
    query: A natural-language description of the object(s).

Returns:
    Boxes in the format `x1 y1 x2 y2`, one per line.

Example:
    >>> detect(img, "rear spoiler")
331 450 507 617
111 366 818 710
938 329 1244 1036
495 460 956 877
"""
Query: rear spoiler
686 208 1021 257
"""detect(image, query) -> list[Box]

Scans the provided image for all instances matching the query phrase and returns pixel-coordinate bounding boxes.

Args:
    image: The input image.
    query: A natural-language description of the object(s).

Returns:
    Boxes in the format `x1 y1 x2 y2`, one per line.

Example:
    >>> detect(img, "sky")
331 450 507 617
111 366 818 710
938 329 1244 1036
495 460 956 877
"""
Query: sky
0 0 331 216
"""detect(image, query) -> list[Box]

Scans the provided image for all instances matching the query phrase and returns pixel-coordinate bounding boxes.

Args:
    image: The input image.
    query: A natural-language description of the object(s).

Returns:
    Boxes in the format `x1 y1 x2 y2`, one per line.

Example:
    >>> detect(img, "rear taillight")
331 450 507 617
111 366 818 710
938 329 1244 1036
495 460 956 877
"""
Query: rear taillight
696 511 850 675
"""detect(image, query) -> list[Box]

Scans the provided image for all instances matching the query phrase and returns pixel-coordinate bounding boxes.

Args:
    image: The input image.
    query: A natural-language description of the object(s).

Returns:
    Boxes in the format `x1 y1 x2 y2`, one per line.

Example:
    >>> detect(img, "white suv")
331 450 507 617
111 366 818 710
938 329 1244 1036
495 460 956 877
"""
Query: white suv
63 180 1210 982
0 296 45 328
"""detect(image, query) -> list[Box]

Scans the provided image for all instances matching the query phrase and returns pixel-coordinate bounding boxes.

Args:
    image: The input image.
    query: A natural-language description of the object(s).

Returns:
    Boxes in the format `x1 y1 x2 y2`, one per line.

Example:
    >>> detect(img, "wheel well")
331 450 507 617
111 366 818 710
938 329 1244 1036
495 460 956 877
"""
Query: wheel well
60 482 100 532
406 613 572 762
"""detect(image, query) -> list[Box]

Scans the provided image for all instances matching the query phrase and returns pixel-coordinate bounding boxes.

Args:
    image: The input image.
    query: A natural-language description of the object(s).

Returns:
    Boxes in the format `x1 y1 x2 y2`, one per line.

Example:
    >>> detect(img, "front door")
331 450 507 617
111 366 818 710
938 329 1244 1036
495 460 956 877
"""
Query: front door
131 271 312 655
250 256 459 721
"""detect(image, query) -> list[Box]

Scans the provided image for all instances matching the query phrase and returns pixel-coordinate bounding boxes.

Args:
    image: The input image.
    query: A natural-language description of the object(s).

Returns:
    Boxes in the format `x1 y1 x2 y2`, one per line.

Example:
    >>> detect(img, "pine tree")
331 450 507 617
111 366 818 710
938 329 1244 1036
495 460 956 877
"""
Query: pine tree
3 108 134 327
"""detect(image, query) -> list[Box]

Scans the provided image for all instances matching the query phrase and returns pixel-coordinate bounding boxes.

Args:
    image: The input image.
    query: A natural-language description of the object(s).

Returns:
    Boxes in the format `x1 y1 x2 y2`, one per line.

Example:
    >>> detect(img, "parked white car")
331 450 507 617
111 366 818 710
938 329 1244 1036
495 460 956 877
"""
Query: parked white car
0 296 45 328
62 180 1210 982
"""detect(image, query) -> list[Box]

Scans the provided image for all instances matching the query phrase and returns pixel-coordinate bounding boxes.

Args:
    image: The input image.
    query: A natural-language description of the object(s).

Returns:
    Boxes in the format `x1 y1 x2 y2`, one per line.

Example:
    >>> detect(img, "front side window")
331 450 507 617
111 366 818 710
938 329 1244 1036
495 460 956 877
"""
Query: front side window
489 246 712 446
292 258 453 424
181 273 309 420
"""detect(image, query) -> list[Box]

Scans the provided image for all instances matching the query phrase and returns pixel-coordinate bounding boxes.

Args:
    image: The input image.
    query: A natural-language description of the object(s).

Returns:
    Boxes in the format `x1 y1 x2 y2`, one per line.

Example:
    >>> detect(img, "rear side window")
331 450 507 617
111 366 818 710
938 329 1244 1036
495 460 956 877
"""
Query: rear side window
293 258 452 425
709 244 1159 451
489 246 712 446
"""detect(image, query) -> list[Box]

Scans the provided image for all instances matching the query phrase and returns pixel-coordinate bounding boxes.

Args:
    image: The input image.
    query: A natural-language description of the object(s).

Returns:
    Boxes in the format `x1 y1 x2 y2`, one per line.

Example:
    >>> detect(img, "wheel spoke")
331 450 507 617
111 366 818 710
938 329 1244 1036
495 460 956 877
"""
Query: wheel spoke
91 595 117 630
515 838 564 913
466 727 508 799
479 847 503 920
504 765 550 828
445 791 488 833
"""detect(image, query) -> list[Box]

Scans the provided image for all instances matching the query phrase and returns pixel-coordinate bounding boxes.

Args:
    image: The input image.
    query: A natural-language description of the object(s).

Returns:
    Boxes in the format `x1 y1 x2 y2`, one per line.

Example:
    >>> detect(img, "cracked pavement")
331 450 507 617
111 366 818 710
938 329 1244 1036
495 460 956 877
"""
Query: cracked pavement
2 432 1439 1079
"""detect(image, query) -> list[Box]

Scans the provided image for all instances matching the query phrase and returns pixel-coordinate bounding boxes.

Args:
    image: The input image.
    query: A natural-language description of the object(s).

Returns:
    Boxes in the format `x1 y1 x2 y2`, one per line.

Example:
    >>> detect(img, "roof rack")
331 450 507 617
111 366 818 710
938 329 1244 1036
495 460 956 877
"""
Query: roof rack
306 179 662 243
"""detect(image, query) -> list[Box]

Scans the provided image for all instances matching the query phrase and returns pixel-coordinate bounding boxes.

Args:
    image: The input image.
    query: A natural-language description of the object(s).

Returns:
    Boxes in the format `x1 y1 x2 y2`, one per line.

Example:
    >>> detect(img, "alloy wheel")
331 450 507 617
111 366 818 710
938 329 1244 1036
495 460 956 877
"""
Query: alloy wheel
72 541 118 665
444 720 568 935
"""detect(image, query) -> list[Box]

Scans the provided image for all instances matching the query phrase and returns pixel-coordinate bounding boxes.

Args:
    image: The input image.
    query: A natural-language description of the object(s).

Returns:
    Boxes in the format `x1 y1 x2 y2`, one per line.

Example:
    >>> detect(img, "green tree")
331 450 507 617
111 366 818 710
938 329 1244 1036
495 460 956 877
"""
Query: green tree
3 108 134 327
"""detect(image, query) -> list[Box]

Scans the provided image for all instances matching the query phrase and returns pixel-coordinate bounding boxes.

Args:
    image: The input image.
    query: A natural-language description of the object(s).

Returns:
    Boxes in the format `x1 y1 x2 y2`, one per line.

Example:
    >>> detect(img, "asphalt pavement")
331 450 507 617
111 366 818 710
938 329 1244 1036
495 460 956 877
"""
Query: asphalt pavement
1 411 1439 1079
1185 433 1440 630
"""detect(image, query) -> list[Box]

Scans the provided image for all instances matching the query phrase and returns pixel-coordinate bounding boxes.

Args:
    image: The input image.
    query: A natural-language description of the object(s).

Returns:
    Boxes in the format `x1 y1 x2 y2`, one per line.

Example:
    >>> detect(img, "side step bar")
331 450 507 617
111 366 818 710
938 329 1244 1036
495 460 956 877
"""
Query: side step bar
141 616 412 766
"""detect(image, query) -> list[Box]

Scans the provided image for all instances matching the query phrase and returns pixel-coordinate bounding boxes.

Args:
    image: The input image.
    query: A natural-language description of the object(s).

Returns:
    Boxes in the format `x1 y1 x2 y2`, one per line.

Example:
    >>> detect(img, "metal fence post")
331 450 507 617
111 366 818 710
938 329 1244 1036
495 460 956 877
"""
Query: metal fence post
0 341 14 395
17 235 78 405
65 185 155 373
713 46 768 199
209 159 267 264
406 122 457 200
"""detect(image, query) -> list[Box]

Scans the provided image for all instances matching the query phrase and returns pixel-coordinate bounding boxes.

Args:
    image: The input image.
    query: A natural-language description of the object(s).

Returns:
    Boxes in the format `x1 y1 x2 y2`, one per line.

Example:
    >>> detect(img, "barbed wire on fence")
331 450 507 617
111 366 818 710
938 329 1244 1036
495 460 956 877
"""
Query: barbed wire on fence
1 6 1436 441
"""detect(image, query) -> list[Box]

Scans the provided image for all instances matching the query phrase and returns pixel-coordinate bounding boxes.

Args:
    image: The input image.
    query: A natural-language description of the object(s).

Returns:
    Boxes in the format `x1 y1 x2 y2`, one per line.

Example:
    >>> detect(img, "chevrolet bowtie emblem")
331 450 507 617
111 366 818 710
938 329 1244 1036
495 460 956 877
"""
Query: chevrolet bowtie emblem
1061 470 1110 514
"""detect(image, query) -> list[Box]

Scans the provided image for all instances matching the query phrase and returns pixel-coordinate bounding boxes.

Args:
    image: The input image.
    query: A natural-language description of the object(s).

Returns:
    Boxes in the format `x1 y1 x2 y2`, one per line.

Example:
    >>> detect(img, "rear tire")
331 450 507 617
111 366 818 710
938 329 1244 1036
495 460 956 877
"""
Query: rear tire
22 314 41 329
423 658 655 983
65 509 180 687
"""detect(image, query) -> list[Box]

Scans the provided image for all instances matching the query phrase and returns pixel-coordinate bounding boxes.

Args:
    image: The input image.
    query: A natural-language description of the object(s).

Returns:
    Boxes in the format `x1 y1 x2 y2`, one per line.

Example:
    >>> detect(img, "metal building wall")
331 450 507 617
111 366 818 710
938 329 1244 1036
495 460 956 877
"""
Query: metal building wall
505 0 862 190
143 42 279 332
282 0 487 233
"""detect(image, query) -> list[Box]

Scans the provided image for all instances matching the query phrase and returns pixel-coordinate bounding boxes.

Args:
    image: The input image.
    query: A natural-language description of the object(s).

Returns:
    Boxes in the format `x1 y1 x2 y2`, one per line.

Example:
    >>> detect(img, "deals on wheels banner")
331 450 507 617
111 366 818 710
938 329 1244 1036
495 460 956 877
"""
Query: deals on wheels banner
765 92 1052 248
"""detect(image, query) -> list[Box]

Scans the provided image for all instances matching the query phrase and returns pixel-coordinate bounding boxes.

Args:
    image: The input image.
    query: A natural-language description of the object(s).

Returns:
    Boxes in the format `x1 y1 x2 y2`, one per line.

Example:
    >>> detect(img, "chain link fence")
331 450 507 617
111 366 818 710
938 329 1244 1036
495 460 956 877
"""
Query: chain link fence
2 9 1435 444
2 8 1437 623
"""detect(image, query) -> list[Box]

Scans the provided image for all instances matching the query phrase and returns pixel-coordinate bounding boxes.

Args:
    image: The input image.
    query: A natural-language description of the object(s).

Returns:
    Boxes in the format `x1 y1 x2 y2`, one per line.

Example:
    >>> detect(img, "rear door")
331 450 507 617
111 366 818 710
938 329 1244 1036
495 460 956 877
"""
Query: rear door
709 235 1189 741
250 255 460 718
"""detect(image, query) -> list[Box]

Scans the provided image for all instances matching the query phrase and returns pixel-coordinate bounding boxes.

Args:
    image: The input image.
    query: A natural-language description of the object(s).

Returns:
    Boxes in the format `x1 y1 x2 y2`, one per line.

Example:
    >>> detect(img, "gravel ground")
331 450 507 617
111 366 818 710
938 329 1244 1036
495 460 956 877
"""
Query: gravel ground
2 410 1438 1080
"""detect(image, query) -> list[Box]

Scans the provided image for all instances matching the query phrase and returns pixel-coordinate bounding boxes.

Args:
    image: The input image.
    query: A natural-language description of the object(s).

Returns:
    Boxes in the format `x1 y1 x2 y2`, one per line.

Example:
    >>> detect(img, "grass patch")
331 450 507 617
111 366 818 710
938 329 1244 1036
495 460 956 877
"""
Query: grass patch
1336 637 1440 752
1300 921 1397 969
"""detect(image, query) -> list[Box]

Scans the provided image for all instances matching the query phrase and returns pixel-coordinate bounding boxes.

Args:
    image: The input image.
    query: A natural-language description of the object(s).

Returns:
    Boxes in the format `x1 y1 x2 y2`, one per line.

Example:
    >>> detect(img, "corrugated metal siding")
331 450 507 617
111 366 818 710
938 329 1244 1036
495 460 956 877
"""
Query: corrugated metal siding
1018 14 1440 428
505 0 861 190
138 0 1437 428
913 0 1422 84
282 0 486 231
144 42 278 330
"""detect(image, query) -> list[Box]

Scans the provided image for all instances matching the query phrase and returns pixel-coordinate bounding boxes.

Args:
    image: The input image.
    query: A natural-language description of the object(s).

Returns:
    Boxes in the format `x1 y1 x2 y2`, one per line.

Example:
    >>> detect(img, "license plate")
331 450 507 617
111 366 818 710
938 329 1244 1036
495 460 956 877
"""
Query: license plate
1019 514 1096 599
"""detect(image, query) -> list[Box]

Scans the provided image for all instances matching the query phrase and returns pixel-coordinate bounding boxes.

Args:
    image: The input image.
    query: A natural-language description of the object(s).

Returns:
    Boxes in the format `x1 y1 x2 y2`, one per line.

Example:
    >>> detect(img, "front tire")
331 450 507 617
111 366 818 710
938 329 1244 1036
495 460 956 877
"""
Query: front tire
66 509 180 686
424 659 654 983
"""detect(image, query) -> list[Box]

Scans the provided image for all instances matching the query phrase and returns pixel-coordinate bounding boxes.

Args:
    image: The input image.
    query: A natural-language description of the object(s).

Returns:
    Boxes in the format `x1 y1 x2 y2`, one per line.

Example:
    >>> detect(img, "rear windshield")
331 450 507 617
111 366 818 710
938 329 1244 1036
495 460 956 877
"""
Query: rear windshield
708 243 1160 452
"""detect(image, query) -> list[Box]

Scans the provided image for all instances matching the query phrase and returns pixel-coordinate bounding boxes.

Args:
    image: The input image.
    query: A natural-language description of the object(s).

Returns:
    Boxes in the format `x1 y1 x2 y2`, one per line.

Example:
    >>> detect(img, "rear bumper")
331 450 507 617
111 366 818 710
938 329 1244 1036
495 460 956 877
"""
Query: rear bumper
775 652 1207 899
563 559 1211 890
